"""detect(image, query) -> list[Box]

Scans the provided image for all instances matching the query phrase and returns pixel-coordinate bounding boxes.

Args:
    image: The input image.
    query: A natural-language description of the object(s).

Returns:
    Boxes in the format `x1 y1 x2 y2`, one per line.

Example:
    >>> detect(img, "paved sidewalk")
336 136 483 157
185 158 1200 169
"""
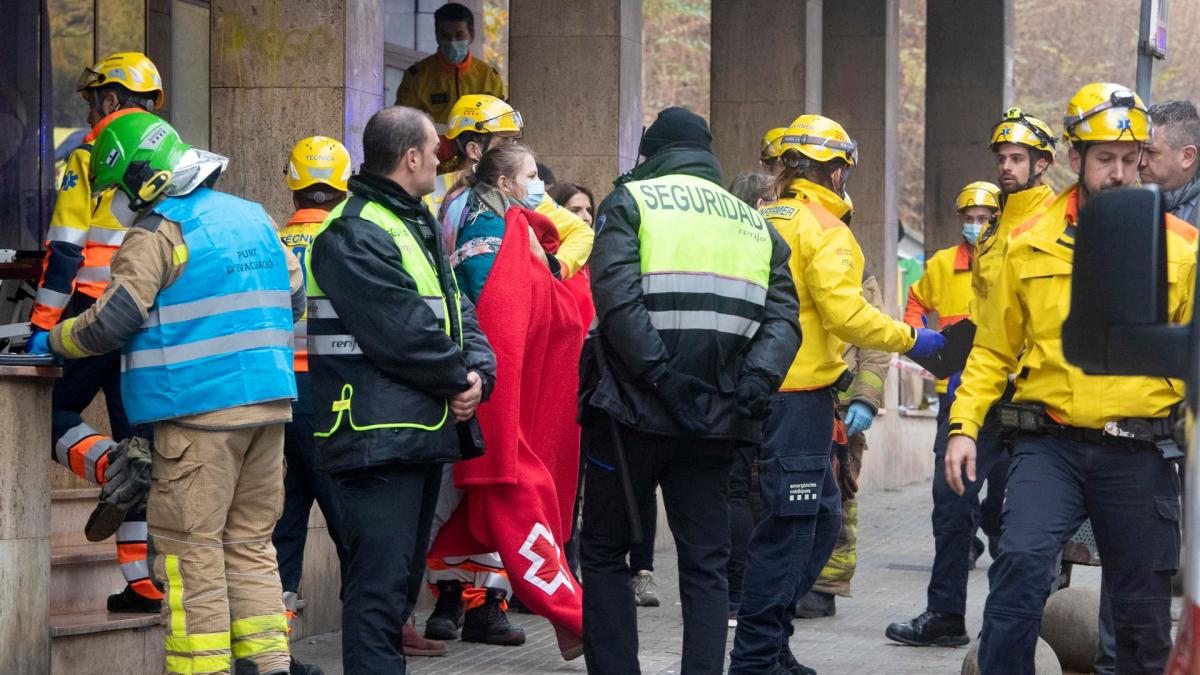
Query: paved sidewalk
292 480 1104 674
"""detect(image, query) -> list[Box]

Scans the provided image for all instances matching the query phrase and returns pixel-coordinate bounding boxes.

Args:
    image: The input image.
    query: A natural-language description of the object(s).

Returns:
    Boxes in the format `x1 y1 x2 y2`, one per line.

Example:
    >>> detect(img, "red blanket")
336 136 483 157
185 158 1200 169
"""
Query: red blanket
429 206 587 635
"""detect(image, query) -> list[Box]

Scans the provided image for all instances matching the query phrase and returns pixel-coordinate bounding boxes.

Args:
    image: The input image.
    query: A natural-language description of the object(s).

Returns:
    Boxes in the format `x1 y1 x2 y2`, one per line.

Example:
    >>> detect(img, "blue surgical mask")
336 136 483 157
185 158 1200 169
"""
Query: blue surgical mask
962 222 984 245
521 179 546 209
440 40 470 65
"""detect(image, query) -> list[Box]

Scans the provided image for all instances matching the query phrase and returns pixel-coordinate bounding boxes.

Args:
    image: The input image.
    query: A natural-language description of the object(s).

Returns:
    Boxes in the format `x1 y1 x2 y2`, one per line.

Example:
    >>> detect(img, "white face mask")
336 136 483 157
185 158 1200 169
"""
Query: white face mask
962 222 984 245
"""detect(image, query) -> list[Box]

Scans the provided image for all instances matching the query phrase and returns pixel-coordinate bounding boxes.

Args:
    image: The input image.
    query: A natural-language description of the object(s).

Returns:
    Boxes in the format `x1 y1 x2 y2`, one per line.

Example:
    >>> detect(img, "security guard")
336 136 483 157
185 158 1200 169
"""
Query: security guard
271 136 358 650
760 127 789 177
887 181 1009 648
394 2 506 124
35 114 304 675
305 106 497 674
946 83 1195 674
27 51 165 614
728 115 944 675
580 106 801 675
436 95 594 278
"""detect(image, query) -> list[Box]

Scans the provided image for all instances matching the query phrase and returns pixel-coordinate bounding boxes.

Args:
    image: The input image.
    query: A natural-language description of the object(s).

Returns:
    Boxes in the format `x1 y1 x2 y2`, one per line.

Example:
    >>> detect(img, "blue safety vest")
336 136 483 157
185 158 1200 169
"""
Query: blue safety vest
121 188 297 424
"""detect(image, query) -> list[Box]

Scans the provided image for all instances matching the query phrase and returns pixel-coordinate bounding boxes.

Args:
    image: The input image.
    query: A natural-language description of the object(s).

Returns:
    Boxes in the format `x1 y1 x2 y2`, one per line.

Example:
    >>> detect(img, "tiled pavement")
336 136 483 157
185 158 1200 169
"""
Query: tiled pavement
292 480 1105 674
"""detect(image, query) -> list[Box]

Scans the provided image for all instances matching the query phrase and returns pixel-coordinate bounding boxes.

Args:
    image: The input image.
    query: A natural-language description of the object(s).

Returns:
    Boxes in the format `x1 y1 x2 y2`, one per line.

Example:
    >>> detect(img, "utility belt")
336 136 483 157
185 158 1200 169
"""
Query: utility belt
994 402 1183 460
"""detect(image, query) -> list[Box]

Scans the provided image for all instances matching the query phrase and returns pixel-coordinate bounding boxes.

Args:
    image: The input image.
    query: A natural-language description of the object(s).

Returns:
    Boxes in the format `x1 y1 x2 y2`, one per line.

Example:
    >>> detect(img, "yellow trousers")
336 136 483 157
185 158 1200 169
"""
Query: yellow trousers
148 421 291 674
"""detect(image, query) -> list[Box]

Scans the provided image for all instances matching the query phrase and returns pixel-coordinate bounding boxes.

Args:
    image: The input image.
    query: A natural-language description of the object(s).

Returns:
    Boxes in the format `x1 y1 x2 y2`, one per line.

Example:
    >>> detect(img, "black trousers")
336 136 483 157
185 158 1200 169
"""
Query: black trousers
727 441 761 613
581 414 735 675
335 462 443 675
978 435 1180 675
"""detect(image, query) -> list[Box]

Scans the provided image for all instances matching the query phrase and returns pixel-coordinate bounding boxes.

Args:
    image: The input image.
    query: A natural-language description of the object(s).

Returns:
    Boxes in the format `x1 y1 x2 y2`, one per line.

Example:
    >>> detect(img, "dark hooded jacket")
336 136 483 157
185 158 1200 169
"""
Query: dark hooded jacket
580 147 801 441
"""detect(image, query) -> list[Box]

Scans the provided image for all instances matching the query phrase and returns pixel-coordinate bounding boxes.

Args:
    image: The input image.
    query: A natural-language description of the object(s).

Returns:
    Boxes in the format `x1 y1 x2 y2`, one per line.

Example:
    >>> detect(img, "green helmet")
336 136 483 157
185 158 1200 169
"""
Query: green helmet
90 112 190 208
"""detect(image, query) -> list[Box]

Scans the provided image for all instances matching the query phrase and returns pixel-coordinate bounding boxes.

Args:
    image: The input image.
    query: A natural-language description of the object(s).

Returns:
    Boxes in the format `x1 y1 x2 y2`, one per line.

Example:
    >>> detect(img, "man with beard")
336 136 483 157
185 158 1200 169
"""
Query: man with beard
944 83 1196 674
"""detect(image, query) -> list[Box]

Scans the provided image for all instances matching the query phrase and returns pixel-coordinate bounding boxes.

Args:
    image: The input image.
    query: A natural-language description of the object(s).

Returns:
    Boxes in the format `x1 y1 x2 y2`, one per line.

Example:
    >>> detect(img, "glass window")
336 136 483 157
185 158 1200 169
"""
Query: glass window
50 0 95 130
95 0 145 61
385 0 417 50
385 66 404 106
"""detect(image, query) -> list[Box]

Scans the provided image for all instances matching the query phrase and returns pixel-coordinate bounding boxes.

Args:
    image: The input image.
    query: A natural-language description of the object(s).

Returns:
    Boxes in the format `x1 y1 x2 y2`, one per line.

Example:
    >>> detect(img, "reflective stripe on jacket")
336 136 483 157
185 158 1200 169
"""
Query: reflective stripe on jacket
950 185 1198 439
32 111 146 328
306 194 464 461
279 208 330 373
764 178 916 391
121 188 296 424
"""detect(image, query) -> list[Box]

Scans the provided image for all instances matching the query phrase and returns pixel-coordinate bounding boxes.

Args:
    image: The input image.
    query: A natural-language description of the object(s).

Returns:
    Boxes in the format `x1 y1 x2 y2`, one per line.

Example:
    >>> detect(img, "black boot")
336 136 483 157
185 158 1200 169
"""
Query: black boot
289 656 325 675
106 584 161 614
969 536 985 570
461 588 526 646
425 581 465 640
794 590 836 619
233 659 290 675
777 642 817 674
884 610 970 647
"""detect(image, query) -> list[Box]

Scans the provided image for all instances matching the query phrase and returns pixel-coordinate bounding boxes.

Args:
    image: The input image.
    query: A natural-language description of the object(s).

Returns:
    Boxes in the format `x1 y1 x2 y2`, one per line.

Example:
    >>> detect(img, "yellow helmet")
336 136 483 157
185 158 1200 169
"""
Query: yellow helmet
781 115 859 166
445 95 523 140
77 52 164 110
760 127 789 162
955 181 1001 212
286 136 352 192
1062 82 1150 145
989 107 1057 158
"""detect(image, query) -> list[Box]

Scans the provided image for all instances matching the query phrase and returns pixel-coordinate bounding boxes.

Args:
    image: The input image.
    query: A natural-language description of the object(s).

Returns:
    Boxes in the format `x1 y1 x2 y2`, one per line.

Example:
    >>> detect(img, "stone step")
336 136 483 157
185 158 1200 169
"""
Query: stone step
51 487 112 550
50 542 125 615
50 610 162 675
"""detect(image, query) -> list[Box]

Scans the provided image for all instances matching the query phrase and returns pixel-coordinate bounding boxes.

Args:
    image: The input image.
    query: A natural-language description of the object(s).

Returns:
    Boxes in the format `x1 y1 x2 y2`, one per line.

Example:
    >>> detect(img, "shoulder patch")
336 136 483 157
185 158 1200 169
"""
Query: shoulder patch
133 213 165 233
759 205 796 219
1166 214 1198 245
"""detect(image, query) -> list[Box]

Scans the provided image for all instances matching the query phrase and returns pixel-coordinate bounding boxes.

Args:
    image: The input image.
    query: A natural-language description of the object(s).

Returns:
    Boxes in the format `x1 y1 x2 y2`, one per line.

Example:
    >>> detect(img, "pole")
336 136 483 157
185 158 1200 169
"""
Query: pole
1136 0 1154 102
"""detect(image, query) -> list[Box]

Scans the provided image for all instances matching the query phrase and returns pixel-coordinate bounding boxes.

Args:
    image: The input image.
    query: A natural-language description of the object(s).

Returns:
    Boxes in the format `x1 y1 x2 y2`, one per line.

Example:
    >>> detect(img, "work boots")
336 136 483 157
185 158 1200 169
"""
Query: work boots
106 584 161 614
633 570 661 607
884 610 970 647
461 588 526 646
794 590 836 619
425 580 465 640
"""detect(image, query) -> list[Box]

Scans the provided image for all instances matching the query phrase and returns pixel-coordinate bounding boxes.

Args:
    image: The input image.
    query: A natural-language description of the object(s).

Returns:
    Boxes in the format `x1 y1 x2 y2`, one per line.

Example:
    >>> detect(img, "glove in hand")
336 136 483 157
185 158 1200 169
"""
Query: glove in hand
843 401 876 437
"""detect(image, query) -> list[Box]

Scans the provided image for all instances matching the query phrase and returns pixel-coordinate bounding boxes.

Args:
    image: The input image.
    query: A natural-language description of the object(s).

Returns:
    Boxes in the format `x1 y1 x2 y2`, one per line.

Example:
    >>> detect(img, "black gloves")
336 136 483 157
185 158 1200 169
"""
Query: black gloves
735 373 774 421
651 368 717 433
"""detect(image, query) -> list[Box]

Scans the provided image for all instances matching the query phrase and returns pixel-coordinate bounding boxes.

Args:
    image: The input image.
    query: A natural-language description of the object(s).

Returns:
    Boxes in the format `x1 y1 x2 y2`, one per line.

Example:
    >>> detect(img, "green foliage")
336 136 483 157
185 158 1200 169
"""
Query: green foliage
642 0 711 126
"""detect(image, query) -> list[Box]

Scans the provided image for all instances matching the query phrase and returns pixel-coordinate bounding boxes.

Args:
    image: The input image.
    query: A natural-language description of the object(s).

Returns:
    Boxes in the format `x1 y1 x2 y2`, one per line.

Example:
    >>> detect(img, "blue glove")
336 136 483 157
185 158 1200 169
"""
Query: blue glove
907 328 946 358
844 401 876 436
945 370 962 404
25 329 51 356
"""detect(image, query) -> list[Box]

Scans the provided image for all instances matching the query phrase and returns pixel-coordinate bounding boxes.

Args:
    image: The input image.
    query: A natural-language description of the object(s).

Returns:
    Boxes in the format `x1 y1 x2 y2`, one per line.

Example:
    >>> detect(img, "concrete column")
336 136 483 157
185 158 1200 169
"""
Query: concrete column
210 0 384 223
923 0 1013 255
507 0 641 201
710 0 824 180
0 366 60 675
823 0 900 313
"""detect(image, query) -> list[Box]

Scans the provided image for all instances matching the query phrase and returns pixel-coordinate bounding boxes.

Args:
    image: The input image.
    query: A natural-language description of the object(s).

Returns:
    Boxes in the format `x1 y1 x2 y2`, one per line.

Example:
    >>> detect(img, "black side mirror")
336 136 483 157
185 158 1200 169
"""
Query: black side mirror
1062 185 1191 379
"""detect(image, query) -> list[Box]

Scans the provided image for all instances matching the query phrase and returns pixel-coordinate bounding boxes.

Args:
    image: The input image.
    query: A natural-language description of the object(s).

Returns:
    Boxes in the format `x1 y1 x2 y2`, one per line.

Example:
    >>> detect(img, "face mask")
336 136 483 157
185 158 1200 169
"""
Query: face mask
521 179 545 209
962 222 984 245
440 40 470 65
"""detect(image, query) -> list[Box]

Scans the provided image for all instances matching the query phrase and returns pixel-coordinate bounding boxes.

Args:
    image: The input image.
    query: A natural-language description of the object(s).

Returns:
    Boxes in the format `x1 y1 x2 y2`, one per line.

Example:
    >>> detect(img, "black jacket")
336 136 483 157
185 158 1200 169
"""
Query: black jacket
310 172 496 474
580 148 801 441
